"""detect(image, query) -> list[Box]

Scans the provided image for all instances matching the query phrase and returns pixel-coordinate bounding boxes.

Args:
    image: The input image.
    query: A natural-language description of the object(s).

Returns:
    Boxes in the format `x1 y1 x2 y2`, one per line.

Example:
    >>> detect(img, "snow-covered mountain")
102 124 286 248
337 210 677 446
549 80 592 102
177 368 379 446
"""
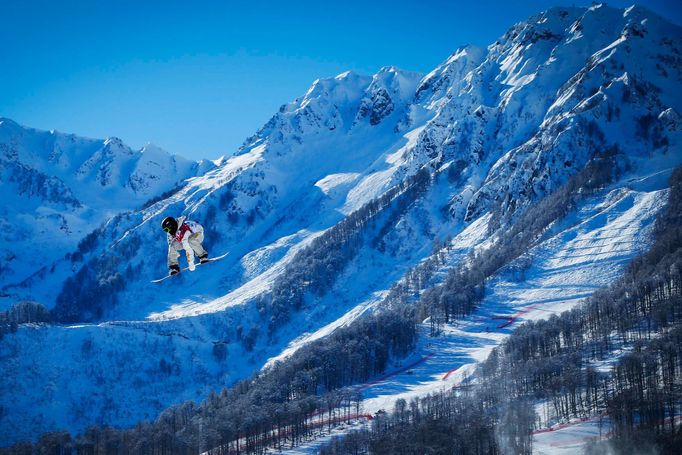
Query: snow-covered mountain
1 3 681 447
0 118 216 290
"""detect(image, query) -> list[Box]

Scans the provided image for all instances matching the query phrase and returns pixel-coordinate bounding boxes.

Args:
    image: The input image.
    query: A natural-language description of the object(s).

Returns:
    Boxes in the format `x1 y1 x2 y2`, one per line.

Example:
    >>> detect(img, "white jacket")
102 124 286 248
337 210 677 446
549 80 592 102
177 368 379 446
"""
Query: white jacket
167 216 206 269
167 216 203 252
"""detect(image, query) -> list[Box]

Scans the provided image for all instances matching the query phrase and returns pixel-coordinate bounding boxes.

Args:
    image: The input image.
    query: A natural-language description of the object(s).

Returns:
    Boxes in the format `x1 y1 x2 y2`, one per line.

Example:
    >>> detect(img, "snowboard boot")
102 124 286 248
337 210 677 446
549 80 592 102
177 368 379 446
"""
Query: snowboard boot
199 253 210 264
169 264 181 275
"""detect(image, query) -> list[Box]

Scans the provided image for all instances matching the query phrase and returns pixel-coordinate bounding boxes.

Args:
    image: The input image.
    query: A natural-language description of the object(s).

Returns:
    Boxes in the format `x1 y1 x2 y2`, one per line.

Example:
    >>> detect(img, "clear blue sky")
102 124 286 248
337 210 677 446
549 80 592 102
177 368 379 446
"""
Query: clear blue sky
1 0 680 161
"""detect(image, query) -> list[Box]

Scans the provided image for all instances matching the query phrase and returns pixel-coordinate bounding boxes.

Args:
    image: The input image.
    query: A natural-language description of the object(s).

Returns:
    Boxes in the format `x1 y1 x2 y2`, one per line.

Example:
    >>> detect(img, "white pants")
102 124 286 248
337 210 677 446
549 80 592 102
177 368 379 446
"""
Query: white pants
168 231 207 267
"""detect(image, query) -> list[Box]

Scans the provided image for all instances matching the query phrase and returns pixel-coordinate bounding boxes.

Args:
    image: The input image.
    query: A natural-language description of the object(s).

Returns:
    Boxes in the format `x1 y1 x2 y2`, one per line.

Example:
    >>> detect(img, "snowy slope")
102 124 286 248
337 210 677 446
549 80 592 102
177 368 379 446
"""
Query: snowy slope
1 4 681 447
270 167 672 455
0 118 215 290
9 4 682 319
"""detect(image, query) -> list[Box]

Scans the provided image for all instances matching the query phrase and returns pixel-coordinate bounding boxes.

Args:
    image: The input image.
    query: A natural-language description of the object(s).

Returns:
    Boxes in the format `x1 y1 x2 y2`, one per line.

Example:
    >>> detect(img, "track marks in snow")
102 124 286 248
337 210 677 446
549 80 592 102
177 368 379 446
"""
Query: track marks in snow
277 180 669 453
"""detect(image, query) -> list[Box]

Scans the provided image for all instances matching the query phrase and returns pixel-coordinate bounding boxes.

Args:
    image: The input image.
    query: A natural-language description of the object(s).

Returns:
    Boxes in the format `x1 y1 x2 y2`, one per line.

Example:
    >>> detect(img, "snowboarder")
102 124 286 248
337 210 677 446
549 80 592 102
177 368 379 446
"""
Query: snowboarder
161 216 209 276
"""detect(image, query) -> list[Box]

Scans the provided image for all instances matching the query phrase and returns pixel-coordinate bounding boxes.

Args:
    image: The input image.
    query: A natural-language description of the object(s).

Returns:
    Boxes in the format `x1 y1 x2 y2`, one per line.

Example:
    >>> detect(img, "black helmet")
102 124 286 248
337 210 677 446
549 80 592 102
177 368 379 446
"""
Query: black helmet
161 216 178 236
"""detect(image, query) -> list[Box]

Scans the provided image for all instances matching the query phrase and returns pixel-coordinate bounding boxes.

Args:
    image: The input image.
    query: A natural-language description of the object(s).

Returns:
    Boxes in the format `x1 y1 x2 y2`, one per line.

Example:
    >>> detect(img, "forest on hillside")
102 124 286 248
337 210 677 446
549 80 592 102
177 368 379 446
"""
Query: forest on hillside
5 158 676 455
319 168 682 454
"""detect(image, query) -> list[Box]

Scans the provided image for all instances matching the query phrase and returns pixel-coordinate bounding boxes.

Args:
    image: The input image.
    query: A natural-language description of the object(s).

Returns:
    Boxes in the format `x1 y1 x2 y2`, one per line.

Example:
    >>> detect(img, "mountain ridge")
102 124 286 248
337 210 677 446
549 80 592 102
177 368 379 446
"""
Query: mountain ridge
0 118 215 291
1 3 681 447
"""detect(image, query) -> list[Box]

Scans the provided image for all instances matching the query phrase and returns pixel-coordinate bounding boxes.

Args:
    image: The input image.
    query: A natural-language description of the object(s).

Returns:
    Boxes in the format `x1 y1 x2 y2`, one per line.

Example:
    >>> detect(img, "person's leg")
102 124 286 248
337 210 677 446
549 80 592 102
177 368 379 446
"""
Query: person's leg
188 232 208 260
168 244 181 274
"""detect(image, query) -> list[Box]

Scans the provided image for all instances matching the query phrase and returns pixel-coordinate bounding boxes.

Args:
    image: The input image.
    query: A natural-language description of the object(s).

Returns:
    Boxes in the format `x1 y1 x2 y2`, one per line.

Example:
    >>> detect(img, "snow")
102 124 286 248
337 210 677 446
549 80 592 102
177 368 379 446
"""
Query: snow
0 120 213 292
0 320 233 443
1 3 681 448
264 213 492 368
533 416 612 454
148 228 323 320
314 173 361 196
369 171 664 397
272 168 670 453
264 292 384 369
489 187 666 320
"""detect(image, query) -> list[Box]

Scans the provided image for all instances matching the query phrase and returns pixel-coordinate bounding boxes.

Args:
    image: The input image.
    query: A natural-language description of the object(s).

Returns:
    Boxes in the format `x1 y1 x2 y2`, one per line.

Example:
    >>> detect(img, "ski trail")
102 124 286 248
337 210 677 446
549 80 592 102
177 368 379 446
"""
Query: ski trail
277 181 668 453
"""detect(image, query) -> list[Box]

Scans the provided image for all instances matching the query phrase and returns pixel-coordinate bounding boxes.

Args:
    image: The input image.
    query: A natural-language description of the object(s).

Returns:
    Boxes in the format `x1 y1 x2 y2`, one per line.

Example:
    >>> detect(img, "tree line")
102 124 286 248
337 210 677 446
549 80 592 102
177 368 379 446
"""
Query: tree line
4 151 621 453
317 167 682 454
385 147 620 336
0 301 51 341
7 155 669 455
260 167 431 334
2 308 417 454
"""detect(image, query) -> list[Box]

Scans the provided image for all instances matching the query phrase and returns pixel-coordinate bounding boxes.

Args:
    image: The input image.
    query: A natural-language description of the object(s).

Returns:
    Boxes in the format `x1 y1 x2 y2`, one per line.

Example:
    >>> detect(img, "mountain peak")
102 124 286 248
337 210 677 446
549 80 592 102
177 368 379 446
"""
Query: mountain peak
4 4 682 448
0 117 27 136
103 136 125 147
0 116 18 127
334 70 361 80
377 65 399 74
415 44 484 105
445 44 484 64
140 142 167 155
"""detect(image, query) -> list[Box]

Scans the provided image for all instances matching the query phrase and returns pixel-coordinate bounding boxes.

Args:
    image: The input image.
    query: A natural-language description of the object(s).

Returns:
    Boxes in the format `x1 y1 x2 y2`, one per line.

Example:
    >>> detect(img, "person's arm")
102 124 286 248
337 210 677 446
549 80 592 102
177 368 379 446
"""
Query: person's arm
186 220 203 233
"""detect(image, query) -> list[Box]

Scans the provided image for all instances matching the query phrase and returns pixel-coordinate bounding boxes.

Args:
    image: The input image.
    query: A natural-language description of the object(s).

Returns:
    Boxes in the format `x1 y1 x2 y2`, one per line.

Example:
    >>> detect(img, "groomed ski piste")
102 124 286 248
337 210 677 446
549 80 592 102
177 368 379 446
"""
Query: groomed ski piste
257 168 671 454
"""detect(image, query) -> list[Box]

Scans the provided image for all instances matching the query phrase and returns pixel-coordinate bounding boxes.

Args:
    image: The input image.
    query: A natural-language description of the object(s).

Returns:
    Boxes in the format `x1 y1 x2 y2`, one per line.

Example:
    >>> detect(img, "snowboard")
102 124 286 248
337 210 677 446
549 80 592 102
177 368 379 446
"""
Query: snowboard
151 252 229 283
